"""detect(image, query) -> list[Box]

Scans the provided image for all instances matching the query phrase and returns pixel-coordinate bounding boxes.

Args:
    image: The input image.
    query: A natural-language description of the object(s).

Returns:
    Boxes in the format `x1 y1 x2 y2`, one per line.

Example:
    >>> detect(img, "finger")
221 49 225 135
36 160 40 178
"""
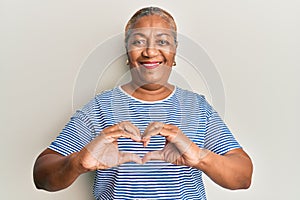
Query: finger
158 127 177 139
143 122 164 138
101 123 123 133
143 123 179 140
159 127 194 154
142 150 163 164
142 122 164 146
104 130 141 142
102 121 140 137
119 152 142 165
159 126 186 143
118 121 141 140
161 124 179 131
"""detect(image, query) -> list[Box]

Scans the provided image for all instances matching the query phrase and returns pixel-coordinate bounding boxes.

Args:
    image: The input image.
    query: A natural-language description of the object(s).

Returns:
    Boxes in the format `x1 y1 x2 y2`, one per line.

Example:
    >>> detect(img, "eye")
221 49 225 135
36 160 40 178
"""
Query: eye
132 39 146 47
157 39 170 46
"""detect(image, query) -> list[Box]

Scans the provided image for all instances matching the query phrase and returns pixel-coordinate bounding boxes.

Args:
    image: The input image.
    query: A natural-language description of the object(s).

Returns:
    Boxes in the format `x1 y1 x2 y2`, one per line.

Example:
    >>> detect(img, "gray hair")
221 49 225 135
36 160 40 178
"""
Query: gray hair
125 7 177 47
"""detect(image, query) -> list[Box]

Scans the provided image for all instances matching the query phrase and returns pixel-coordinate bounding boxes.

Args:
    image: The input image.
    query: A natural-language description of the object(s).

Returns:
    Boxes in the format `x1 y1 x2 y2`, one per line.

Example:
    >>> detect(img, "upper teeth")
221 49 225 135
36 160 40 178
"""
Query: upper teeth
143 63 159 67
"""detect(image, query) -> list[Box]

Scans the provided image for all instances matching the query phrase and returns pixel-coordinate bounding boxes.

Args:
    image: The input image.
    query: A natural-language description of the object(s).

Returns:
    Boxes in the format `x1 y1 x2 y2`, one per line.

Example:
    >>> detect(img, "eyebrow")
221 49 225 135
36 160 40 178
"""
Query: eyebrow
131 32 172 38
132 33 146 37
156 33 172 37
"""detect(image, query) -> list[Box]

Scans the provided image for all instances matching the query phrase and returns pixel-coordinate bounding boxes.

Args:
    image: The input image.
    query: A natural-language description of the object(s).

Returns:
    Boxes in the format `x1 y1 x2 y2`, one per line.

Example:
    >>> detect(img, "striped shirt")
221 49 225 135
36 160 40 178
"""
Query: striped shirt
49 86 241 200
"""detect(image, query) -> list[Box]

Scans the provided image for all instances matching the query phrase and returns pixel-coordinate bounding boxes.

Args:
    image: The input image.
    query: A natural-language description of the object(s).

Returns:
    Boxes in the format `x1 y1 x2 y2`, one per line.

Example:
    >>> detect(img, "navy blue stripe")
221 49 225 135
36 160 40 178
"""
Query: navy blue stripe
49 86 241 200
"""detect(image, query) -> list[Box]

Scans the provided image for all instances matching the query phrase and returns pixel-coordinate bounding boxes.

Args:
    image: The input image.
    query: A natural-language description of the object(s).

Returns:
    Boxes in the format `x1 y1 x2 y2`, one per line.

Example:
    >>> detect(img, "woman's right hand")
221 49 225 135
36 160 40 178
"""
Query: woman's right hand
76 121 142 172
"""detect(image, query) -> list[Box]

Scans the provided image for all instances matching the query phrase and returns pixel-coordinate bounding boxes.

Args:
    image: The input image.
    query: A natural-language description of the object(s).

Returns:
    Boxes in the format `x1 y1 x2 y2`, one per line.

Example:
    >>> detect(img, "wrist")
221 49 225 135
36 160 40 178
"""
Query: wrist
69 152 89 175
199 148 210 160
195 148 211 170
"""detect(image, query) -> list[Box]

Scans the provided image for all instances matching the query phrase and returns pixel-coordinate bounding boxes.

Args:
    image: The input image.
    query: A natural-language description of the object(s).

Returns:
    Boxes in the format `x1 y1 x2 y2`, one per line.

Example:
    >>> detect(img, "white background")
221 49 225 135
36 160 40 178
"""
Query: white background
1 0 299 199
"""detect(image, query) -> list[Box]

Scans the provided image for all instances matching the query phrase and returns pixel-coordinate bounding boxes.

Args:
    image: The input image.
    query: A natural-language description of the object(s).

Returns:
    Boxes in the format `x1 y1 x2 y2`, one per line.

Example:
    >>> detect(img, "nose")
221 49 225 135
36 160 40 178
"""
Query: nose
142 43 159 58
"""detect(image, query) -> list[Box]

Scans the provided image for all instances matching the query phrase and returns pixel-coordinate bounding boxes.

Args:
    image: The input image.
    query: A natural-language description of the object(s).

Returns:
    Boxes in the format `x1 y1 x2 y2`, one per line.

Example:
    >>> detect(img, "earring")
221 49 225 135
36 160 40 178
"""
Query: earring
173 61 176 66
126 59 129 65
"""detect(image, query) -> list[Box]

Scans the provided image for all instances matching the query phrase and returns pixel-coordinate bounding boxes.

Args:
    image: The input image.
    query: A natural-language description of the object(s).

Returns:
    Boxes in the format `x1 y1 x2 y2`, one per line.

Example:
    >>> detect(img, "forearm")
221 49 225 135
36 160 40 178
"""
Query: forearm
197 148 253 190
33 152 85 191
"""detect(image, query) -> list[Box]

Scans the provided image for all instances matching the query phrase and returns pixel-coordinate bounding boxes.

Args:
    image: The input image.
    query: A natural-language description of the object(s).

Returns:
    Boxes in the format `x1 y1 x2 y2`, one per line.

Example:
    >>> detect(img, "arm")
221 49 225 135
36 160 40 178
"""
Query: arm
33 149 85 191
33 121 142 191
142 122 253 190
196 148 253 189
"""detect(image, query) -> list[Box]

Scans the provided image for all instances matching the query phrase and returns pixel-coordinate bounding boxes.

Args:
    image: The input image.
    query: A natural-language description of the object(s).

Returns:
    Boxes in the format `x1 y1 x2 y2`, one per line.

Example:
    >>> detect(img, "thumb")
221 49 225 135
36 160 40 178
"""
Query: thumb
142 150 163 164
119 152 142 165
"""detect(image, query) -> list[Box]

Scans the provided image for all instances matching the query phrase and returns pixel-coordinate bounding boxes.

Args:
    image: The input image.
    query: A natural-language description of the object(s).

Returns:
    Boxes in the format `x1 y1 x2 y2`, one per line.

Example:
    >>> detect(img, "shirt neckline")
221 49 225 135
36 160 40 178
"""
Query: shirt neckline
118 85 177 104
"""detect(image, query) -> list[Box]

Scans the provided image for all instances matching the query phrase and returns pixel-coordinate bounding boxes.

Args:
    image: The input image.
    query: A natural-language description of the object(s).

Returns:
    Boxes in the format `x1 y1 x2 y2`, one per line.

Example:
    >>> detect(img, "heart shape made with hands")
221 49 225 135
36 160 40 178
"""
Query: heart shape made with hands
81 120 202 171
118 121 173 147
117 121 197 165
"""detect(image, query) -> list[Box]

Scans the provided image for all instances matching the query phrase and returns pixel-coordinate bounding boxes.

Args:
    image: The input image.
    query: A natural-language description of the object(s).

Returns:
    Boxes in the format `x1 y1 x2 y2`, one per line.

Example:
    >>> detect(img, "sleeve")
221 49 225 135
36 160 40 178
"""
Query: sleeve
48 103 97 156
204 105 241 155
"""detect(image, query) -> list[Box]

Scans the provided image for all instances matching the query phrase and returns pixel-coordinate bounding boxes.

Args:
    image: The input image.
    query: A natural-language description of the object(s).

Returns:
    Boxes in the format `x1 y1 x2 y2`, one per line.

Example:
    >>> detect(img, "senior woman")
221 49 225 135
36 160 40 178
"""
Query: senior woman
34 7 253 200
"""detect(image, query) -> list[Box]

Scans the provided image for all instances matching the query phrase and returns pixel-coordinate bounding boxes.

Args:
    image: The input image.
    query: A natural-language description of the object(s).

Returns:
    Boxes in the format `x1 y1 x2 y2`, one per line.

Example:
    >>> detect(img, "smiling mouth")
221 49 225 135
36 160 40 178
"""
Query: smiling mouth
139 61 162 69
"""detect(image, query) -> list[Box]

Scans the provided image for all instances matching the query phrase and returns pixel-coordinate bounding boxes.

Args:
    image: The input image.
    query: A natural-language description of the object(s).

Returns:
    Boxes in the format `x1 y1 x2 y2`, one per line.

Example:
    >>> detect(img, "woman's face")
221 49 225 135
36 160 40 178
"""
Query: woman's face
126 15 177 90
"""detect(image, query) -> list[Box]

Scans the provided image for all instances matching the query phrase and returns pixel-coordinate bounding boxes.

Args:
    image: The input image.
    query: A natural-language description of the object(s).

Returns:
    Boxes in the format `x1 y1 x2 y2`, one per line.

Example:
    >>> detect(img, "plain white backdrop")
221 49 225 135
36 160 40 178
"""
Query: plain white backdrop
1 0 299 199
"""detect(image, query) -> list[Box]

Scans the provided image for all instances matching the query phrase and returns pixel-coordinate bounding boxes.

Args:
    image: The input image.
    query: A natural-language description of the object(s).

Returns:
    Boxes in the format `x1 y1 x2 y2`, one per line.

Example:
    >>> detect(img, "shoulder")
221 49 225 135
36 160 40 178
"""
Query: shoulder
175 87 214 116
175 86 204 98
77 87 119 115
95 87 118 100
175 87 208 104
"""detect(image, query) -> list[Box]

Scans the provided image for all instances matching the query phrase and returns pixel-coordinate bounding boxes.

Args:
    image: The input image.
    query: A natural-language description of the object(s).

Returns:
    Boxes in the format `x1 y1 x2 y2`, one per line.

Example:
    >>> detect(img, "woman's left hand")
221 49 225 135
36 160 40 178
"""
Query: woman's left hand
141 122 210 167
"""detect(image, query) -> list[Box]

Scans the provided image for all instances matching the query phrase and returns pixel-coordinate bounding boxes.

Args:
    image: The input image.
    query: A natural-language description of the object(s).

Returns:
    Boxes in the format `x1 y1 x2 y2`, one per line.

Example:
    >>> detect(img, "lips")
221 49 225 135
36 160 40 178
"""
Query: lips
140 61 162 69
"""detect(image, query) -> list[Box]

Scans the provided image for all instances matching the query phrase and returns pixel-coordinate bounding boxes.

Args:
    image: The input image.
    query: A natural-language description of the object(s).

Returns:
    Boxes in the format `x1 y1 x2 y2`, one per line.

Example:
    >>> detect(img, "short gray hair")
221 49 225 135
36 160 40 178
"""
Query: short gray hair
125 7 177 47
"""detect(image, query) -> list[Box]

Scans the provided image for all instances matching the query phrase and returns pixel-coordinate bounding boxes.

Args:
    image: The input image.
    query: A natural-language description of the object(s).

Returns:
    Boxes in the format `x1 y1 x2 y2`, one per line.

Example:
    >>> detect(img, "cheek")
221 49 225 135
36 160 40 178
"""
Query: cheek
127 50 140 63
162 47 176 61
164 52 176 63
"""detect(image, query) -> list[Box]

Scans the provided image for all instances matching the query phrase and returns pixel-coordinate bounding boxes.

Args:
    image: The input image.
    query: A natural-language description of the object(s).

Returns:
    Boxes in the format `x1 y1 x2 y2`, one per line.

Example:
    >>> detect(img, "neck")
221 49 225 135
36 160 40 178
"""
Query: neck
121 82 174 101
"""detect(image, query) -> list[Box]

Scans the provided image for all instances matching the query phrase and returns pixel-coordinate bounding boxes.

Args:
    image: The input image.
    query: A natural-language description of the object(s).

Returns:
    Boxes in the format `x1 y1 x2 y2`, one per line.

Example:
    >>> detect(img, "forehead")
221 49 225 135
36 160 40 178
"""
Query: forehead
129 27 175 38
132 15 172 30
129 16 175 38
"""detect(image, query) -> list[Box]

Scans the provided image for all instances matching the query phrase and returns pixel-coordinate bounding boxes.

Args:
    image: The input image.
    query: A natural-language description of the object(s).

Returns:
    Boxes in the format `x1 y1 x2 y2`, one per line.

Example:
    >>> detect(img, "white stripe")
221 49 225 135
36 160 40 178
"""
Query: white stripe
49 87 241 200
